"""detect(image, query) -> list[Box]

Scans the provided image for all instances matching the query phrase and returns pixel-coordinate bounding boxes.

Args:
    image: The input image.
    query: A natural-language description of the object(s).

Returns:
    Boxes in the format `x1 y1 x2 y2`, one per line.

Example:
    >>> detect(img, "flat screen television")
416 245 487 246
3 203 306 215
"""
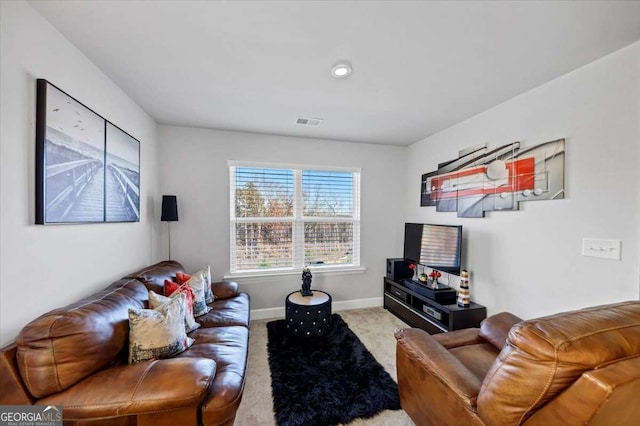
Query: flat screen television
403 223 462 276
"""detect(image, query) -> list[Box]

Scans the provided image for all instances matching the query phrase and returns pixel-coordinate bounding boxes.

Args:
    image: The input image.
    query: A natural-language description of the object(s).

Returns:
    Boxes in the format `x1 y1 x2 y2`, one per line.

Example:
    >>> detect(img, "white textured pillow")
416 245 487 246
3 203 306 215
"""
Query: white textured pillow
191 265 214 304
148 290 200 333
128 292 194 363
186 272 212 317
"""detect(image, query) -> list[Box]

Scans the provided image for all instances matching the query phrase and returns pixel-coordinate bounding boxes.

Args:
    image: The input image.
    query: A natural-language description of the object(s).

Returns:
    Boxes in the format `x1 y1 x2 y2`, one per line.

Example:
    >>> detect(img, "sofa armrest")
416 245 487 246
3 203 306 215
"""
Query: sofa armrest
395 328 482 406
211 281 239 300
38 358 215 420
478 312 522 350
395 328 484 426
433 327 484 349
0 343 35 405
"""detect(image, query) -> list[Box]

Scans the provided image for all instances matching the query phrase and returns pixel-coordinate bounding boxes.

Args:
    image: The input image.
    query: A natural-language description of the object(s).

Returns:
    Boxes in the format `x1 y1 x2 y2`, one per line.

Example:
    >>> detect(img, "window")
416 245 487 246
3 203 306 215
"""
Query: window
229 163 360 274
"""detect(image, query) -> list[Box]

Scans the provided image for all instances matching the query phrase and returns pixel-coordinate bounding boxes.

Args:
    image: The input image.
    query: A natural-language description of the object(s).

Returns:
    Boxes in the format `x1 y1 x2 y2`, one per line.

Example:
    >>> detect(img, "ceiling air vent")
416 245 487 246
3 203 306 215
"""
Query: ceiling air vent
296 116 323 126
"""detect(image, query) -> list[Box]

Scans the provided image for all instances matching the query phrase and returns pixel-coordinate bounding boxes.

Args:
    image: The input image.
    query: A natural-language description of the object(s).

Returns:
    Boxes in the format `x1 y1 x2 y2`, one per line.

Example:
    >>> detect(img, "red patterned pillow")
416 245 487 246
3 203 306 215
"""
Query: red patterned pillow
176 272 191 284
164 280 196 323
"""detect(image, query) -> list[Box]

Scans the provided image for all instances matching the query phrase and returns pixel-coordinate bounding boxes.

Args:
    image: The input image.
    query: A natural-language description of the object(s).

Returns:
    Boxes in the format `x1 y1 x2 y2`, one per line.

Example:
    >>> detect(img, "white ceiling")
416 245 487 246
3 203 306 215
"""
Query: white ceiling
30 1 640 146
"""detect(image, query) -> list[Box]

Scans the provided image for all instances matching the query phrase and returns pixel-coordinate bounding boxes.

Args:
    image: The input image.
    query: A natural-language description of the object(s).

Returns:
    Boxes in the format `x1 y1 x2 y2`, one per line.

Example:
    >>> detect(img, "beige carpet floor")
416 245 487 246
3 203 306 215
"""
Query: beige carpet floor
235 307 415 426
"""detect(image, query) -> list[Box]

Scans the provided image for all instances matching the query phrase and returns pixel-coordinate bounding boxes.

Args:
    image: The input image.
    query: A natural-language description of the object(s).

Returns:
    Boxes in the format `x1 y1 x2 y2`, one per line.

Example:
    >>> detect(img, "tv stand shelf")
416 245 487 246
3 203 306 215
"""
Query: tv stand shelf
383 277 486 334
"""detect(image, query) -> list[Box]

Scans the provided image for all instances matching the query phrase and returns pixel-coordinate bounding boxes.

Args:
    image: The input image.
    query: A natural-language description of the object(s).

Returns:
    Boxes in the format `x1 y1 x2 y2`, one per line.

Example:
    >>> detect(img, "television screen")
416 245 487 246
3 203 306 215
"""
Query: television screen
403 223 462 276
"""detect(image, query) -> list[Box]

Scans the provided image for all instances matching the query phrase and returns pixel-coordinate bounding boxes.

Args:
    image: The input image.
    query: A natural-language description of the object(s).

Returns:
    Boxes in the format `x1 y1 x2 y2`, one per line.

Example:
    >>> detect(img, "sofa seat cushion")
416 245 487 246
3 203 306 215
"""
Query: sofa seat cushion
16 279 148 398
178 327 249 425
37 358 215 420
430 327 501 385
181 327 248 379
449 343 500 382
196 293 250 328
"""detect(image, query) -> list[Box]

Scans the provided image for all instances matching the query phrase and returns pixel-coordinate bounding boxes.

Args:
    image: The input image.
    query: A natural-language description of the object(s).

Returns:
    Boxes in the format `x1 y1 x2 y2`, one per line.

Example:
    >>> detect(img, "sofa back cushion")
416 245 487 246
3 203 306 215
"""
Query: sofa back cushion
123 260 184 294
477 301 640 425
524 356 640 425
16 279 148 398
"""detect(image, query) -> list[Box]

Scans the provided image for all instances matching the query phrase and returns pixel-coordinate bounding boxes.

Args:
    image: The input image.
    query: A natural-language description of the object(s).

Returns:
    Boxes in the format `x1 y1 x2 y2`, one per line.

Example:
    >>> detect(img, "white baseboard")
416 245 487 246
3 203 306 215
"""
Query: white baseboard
250 297 383 321
333 297 383 312
250 307 285 321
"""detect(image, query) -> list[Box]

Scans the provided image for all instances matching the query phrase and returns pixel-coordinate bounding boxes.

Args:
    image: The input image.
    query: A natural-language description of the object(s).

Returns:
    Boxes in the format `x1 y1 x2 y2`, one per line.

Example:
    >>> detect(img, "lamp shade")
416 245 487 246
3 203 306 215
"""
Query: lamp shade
161 195 178 221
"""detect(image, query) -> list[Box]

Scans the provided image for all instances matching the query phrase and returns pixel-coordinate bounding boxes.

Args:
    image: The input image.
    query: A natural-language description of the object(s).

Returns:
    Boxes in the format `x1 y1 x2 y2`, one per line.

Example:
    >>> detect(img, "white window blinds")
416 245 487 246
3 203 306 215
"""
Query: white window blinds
230 164 360 273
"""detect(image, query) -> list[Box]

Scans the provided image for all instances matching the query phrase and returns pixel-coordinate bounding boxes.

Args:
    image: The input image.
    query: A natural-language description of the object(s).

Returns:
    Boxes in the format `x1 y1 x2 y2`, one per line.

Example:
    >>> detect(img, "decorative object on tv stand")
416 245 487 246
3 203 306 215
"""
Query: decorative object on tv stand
420 139 565 218
161 195 178 260
457 269 471 307
301 267 313 296
419 265 428 283
408 263 417 281
35 79 140 224
429 270 442 288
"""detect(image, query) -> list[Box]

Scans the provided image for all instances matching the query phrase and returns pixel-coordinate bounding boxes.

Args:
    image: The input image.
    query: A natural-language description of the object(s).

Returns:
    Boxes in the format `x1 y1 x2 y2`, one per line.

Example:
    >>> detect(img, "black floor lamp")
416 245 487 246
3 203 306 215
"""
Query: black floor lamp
161 195 178 260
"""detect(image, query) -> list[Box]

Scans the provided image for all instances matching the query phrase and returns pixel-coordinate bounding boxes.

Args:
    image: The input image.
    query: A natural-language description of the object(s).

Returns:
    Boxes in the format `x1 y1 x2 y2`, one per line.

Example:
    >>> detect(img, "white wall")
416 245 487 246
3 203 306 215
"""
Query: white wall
0 1 161 345
158 126 405 313
405 42 640 319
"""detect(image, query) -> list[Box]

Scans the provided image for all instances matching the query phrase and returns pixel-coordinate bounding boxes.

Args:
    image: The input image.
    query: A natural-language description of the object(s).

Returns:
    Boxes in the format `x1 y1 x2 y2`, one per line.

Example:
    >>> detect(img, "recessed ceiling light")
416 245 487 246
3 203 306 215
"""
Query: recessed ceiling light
331 63 352 78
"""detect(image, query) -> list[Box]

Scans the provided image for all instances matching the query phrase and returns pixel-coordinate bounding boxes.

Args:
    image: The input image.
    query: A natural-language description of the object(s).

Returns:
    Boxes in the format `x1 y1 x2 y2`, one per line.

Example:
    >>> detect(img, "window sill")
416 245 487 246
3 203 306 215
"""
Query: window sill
223 265 368 283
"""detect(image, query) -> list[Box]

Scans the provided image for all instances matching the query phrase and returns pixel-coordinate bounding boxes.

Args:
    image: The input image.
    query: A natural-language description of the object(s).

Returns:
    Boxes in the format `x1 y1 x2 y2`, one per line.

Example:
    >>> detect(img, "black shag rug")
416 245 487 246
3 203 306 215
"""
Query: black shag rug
267 314 401 426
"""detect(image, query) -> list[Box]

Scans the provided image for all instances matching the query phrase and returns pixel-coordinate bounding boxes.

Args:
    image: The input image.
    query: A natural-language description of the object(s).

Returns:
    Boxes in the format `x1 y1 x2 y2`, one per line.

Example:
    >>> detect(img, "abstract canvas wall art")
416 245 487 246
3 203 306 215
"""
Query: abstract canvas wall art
421 139 565 218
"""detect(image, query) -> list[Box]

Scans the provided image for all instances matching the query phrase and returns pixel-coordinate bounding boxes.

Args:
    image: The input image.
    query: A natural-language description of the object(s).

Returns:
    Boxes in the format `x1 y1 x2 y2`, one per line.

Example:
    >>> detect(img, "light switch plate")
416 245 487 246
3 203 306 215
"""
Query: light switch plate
582 238 621 260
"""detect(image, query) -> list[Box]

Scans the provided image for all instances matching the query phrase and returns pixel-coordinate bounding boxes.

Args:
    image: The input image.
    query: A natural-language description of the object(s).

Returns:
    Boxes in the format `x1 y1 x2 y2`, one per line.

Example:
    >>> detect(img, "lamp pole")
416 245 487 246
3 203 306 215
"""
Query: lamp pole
167 221 172 260
161 195 179 261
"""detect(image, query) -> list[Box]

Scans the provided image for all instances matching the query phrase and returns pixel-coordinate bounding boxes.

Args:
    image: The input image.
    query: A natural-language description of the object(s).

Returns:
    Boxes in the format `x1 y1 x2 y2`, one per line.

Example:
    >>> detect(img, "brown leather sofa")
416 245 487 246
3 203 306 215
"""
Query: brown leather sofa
395 300 640 426
0 260 250 426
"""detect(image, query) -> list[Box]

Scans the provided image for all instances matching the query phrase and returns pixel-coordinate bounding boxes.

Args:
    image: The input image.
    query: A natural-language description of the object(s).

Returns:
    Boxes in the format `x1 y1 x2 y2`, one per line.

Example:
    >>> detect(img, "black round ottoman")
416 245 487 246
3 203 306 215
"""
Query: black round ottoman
285 290 332 337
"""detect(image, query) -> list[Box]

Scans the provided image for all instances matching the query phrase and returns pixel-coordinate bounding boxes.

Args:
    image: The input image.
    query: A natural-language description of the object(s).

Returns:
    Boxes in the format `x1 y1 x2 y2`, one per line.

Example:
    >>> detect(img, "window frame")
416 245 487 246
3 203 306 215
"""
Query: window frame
228 161 361 276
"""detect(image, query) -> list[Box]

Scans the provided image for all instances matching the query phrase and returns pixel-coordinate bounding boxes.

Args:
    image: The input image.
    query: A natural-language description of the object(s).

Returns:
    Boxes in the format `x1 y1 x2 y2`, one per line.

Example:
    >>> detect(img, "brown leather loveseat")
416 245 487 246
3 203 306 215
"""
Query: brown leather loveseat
395 300 640 425
0 260 249 426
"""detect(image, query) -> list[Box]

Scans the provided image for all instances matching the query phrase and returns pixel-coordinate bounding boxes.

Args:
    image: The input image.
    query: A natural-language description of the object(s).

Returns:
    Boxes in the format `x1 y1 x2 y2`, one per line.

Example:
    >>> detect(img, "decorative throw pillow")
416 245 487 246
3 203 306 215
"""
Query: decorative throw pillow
149 290 200 333
190 266 214 304
128 292 194 363
176 272 191 285
179 273 211 317
165 278 209 317
163 279 196 311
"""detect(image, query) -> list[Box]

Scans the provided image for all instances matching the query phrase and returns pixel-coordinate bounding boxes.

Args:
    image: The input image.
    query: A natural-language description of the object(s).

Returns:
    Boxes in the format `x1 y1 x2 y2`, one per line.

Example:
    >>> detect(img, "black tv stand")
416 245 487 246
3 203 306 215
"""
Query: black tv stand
402 279 450 291
384 277 486 334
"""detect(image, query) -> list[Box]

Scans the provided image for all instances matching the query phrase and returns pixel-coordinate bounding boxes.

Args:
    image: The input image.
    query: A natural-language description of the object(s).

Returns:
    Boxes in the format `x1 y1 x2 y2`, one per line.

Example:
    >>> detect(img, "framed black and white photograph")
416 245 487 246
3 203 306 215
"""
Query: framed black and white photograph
105 123 140 222
36 79 106 224
35 79 141 224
